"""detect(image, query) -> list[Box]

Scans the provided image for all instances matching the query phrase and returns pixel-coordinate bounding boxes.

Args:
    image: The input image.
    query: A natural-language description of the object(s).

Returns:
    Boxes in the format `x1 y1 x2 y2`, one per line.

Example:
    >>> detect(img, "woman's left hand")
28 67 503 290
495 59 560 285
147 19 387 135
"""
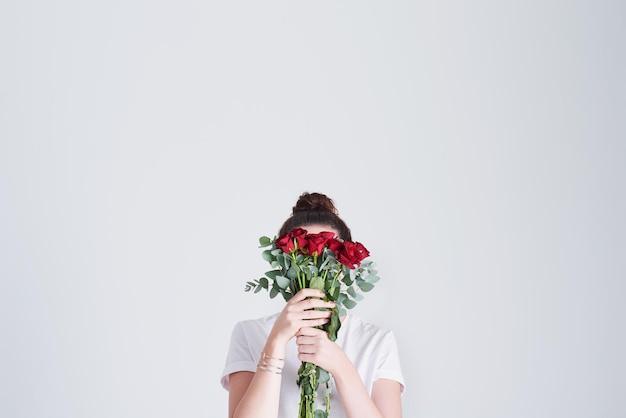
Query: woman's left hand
295 326 348 374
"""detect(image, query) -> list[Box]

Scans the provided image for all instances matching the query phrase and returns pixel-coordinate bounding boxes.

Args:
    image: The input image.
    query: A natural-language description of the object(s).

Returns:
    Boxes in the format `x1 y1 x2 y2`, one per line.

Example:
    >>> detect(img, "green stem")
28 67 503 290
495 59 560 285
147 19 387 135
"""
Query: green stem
329 270 342 296
292 252 304 289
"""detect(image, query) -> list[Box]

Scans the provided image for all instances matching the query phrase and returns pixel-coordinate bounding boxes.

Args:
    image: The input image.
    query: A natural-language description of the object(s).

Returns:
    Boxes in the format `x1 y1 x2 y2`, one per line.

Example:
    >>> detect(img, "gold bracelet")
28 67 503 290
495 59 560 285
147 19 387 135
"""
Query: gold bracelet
257 362 283 374
262 352 284 362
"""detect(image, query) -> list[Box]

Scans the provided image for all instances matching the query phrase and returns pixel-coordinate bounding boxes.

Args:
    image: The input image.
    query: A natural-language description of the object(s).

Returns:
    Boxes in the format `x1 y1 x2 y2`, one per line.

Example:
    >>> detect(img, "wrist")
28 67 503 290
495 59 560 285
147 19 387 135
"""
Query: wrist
327 349 352 377
257 352 285 375
263 336 288 358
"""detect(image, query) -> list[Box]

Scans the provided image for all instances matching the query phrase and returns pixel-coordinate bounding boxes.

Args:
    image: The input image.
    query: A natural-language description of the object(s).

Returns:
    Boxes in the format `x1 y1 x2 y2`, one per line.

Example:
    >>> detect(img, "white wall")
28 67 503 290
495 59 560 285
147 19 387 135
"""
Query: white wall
1 1 624 417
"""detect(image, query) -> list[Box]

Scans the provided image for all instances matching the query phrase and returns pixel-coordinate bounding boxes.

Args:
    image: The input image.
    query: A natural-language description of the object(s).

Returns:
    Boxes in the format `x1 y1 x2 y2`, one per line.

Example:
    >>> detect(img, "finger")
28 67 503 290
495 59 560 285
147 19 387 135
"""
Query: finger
286 298 335 313
297 344 316 354
294 299 335 312
300 308 332 319
290 288 326 303
298 298 335 311
295 335 309 345
287 296 334 313
296 326 326 337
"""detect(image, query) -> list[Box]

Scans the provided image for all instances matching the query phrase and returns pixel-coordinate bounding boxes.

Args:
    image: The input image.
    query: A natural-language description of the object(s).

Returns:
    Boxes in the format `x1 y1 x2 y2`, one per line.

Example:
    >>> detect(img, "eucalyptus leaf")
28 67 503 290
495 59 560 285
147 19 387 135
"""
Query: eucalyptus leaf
259 277 269 289
279 288 291 302
348 288 364 301
318 369 330 384
366 274 381 283
329 285 340 301
310 276 325 291
342 297 357 309
262 250 273 262
336 293 346 305
276 275 291 289
327 311 341 341
314 409 328 418
286 267 298 279
357 281 375 292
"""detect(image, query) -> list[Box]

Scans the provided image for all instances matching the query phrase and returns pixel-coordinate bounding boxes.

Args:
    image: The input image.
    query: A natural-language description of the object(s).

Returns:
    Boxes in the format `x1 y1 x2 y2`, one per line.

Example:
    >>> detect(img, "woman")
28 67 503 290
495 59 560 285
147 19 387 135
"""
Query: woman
221 192 405 418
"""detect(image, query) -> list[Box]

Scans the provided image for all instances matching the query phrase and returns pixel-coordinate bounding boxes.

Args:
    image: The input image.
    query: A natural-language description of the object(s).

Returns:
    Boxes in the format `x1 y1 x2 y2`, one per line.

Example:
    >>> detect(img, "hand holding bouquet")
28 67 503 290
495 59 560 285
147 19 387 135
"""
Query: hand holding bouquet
245 227 380 418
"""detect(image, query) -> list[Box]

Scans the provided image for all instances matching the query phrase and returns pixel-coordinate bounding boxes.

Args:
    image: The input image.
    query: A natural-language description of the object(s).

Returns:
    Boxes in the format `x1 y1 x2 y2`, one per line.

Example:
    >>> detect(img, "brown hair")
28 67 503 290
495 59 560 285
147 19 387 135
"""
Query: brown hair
278 192 352 241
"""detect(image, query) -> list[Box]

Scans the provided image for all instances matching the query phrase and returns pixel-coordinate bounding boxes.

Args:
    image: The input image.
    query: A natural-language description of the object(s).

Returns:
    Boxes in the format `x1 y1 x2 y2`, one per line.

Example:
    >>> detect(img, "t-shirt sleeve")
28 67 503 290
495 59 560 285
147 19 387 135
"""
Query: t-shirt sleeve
374 330 406 393
220 321 257 391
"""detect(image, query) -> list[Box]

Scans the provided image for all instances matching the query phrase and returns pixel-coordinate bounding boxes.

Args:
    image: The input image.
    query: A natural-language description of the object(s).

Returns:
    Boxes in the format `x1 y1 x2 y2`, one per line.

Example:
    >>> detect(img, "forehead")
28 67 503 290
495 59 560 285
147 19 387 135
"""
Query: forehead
301 224 339 236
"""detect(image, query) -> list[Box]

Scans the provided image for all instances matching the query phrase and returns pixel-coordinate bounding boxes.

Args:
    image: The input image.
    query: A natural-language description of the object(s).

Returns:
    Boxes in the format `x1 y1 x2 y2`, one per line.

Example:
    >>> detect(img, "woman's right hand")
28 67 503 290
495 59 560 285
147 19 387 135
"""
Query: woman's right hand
267 288 336 347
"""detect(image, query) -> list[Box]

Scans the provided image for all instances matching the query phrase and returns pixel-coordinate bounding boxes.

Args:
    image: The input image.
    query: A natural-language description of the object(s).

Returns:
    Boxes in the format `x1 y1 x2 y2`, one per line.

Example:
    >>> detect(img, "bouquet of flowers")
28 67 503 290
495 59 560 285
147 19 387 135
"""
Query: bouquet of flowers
245 227 380 418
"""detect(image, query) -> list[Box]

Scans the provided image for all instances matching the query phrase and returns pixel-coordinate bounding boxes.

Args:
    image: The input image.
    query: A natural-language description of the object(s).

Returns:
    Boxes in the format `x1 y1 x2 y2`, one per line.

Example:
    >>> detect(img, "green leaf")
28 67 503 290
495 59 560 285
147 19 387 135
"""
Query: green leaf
276 275 290 289
342 297 357 309
357 281 375 292
279 288 291 302
314 409 328 418
304 383 314 395
287 268 298 280
317 367 330 385
366 274 381 283
328 285 340 301
309 276 325 291
284 289 294 302
327 310 341 341
269 285 279 299
347 286 363 301
259 236 272 246
259 277 269 289
262 250 273 262
336 293 345 305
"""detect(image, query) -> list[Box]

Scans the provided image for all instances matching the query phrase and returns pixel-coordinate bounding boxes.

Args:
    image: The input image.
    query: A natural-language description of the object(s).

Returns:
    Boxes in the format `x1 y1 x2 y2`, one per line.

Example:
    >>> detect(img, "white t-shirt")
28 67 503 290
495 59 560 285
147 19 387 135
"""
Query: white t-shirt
221 313 405 418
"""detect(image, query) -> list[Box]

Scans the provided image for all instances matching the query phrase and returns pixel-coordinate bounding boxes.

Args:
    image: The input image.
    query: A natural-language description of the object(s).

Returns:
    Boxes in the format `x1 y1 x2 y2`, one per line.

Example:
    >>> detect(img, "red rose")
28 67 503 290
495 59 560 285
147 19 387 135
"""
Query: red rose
337 241 370 268
290 228 308 249
305 231 335 256
276 228 308 254
326 237 344 256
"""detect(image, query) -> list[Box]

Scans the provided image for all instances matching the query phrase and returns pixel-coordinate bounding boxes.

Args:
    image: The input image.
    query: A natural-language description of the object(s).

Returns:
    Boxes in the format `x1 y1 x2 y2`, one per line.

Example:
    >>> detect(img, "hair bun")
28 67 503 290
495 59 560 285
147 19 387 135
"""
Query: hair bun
292 192 338 215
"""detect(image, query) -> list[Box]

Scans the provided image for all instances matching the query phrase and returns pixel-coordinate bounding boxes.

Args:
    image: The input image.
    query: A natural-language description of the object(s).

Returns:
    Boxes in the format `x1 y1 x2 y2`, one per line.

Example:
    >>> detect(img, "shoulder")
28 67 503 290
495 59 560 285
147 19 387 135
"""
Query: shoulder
226 313 279 354
230 313 279 336
341 315 397 345
345 315 392 334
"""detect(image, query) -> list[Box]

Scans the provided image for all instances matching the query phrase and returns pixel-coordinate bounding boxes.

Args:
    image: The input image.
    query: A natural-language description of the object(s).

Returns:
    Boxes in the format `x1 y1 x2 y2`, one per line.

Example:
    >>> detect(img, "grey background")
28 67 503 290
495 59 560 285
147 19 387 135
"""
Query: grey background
1 1 624 417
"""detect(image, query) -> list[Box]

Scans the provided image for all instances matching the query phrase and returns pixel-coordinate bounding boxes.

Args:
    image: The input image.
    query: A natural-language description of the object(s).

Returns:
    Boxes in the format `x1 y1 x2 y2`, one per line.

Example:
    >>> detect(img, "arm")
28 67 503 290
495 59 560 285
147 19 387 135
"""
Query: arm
228 289 336 418
295 327 403 418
